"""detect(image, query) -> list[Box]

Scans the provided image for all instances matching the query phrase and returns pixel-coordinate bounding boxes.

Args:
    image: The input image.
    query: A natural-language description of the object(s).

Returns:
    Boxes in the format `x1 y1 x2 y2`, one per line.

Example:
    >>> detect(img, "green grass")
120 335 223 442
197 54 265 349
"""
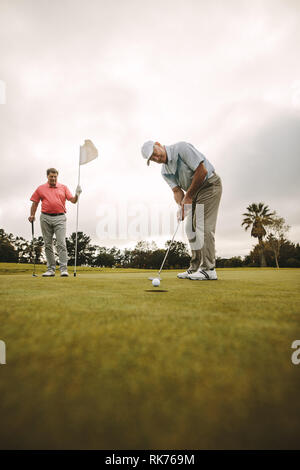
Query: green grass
0 264 300 449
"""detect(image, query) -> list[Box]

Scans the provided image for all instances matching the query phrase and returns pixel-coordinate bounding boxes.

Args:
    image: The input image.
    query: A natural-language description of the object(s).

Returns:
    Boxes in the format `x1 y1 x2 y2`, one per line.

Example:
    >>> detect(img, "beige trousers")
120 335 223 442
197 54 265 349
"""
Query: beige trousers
40 213 68 272
188 174 222 271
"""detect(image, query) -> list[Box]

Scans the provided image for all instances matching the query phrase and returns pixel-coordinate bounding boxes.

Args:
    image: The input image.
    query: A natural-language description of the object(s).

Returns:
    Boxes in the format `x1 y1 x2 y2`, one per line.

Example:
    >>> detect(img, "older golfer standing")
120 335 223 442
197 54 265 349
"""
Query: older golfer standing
141 141 222 280
28 168 82 277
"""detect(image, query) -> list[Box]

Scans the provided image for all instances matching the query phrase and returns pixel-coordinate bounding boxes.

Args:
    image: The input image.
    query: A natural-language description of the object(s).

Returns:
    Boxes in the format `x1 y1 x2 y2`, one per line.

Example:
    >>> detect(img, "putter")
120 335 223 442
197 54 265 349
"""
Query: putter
149 219 181 281
31 221 37 277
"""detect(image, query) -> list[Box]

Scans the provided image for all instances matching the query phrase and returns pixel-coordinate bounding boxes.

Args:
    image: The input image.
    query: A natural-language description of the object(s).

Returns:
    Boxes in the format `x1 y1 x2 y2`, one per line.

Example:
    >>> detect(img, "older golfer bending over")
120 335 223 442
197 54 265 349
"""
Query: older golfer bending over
141 141 222 280
28 168 81 277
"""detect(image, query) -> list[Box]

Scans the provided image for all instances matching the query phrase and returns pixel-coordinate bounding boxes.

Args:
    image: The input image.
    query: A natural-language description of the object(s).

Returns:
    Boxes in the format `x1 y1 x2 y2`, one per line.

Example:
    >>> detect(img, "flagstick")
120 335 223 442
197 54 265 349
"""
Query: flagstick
74 151 81 277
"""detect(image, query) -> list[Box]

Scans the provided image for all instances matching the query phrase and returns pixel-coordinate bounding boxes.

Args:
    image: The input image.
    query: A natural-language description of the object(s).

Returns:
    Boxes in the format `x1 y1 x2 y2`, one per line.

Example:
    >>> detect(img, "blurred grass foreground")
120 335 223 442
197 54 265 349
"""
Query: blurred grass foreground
0 264 299 449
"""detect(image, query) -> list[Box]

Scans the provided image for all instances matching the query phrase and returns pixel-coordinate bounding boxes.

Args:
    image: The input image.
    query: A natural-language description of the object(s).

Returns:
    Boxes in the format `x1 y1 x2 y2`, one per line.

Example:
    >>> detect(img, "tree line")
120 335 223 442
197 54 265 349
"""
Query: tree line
0 230 191 269
241 202 300 267
0 202 299 268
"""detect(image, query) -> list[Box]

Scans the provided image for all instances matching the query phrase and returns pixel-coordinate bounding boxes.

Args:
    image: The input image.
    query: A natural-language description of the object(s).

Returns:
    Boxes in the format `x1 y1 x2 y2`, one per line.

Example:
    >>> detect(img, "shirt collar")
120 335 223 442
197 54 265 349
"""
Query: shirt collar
161 145 179 175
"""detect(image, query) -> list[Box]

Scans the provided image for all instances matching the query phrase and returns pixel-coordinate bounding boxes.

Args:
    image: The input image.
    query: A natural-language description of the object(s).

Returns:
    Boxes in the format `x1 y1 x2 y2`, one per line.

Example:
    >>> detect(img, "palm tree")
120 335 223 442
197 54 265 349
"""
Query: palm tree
242 203 275 267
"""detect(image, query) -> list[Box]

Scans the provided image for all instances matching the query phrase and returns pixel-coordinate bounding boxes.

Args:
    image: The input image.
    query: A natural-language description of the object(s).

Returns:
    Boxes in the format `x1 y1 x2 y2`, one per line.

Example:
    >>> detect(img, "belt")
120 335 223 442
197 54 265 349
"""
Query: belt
42 212 65 216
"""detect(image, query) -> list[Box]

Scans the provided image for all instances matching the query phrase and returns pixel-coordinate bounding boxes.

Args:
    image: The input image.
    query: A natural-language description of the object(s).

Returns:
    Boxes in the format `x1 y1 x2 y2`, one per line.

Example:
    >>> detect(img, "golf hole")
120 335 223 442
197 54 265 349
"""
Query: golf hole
145 289 168 293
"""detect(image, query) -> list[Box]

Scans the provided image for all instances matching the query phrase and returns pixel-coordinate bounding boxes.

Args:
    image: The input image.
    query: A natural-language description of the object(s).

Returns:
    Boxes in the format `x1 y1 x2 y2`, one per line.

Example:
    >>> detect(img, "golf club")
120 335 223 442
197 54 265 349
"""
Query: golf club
31 221 37 277
149 218 182 282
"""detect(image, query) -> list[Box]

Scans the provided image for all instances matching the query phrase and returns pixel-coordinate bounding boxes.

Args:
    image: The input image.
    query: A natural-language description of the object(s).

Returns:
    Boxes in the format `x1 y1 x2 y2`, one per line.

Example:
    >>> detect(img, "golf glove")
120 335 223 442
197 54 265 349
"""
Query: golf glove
75 185 82 197
177 205 183 222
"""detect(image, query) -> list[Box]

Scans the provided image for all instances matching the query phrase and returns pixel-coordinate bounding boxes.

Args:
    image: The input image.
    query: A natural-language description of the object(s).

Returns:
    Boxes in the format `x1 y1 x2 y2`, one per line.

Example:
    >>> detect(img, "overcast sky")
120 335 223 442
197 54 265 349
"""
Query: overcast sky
0 0 299 257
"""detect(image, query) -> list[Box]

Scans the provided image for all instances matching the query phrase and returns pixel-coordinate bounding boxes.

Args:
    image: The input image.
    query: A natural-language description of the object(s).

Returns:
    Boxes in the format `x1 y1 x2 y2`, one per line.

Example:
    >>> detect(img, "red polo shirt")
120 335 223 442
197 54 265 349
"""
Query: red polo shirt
30 182 73 214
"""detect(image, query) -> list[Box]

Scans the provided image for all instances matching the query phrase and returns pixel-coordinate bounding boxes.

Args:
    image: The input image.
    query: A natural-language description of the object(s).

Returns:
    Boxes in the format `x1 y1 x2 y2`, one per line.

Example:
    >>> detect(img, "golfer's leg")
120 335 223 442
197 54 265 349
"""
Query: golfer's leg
201 176 222 270
186 204 203 272
40 214 56 271
189 250 202 272
185 196 205 272
53 215 68 272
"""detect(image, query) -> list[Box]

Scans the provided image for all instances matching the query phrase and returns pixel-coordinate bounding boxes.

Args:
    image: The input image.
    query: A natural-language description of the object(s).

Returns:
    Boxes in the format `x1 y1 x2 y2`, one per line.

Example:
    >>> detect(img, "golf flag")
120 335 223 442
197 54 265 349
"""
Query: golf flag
79 139 98 165
74 139 98 278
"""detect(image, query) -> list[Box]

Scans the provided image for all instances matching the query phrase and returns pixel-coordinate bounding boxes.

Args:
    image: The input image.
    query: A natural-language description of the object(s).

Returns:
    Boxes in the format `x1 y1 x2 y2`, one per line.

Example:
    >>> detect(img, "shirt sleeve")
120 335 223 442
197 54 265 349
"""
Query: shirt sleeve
30 187 41 203
65 186 73 201
162 173 179 190
179 142 205 171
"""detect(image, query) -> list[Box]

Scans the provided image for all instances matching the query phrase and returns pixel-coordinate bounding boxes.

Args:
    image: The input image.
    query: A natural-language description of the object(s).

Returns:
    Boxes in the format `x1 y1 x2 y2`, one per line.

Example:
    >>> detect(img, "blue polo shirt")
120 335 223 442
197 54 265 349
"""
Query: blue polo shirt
161 142 215 191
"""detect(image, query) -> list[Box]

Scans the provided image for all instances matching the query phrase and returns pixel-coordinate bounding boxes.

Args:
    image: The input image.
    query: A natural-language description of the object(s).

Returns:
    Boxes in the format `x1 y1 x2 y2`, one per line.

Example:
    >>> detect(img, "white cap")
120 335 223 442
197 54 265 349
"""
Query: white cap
141 140 155 166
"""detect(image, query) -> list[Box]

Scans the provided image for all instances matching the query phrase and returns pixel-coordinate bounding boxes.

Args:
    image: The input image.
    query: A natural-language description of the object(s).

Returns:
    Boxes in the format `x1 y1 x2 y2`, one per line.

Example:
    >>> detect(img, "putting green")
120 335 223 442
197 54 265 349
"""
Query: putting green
0 265 299 449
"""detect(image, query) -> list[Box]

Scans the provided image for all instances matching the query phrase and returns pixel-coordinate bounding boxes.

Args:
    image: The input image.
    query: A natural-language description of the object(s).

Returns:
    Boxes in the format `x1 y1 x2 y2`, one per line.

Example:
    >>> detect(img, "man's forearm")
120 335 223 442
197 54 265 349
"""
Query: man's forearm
172 187 185 205
28 202 39 222
185 164 207 199
70 195 78 204
30 202 39 216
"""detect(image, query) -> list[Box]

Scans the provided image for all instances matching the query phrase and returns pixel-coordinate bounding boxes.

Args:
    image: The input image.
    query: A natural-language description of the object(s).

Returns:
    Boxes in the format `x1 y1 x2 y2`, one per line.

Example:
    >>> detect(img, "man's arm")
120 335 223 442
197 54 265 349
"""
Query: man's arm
68 185 81 204
172 186 185 222
185 162 208 199
172 186 185 205
69 195 79 204
181 162 208 219
28 201 39 222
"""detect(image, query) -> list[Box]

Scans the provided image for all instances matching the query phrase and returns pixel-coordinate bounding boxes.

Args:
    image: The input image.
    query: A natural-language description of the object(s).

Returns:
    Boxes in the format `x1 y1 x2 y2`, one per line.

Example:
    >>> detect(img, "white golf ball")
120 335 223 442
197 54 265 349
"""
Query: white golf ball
152 278 160 287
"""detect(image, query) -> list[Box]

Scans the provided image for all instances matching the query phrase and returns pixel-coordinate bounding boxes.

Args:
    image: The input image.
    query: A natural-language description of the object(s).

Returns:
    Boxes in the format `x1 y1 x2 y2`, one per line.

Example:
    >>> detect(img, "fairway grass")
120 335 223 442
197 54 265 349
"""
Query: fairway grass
0 265 300 449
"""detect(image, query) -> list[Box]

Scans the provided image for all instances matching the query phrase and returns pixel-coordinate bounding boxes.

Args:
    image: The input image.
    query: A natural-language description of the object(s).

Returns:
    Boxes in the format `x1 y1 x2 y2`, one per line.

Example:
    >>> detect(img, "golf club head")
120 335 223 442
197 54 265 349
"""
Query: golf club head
32 274 38 277
148 276 161 281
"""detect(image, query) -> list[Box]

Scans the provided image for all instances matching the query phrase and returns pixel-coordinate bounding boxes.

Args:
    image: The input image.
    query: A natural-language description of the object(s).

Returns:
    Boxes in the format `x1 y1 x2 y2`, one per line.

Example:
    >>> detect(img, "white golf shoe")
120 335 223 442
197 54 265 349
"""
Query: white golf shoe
42 269 55 277
188 268 218 280
177 269 194 279
60 270 69 277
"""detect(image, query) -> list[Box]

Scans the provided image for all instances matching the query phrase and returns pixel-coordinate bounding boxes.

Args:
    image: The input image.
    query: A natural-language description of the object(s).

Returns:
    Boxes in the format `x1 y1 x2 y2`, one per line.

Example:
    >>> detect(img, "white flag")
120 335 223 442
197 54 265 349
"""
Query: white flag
79 140 98 165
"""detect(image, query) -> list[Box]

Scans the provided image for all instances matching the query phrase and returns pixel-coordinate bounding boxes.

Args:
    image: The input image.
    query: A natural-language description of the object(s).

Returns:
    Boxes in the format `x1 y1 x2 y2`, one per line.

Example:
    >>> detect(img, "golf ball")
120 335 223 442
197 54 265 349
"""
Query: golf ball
152 278 160 287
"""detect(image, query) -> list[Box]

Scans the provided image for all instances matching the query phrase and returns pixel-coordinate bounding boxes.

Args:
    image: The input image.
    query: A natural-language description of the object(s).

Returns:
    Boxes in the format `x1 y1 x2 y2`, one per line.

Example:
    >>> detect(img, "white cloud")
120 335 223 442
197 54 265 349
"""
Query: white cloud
0 0 299 257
